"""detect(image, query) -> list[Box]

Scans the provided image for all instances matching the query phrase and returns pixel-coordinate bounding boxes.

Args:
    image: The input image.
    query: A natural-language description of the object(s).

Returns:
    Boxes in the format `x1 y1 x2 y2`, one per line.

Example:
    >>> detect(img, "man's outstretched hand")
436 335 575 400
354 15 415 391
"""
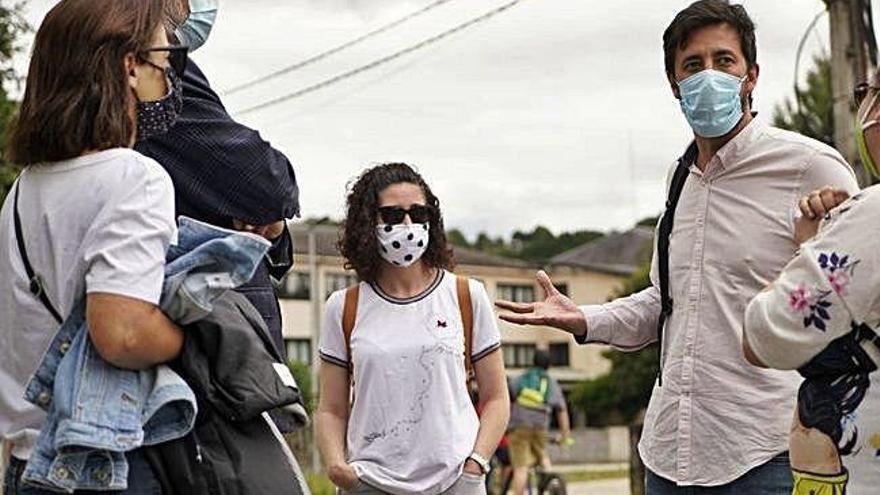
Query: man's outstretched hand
495 270 588 337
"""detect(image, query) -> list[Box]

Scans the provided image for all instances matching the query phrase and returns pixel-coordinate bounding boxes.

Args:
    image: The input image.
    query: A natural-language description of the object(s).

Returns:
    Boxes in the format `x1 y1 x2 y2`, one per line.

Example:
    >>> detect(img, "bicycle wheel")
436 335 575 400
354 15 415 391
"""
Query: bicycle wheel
538 473 567 495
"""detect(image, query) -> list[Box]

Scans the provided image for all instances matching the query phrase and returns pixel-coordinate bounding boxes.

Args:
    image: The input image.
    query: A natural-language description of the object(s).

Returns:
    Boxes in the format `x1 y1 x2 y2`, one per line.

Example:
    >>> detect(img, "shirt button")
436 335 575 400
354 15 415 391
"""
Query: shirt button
59 342 71 355
37 391 51 406
54 467 70 480
93 470 109 482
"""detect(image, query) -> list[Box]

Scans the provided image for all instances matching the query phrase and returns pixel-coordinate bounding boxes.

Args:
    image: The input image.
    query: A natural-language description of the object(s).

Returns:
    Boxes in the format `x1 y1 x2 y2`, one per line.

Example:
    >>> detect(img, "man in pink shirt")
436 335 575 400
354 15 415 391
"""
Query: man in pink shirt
497 1 859 493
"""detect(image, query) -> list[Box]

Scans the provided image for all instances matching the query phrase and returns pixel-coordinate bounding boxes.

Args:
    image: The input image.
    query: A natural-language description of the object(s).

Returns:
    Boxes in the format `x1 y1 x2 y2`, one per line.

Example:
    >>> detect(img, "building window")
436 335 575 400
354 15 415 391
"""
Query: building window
279 271 310 300
496 284 535 303
549 342 570 367
325 273 359 298
553 283 569 297
503 343 536 368
286 338 312 364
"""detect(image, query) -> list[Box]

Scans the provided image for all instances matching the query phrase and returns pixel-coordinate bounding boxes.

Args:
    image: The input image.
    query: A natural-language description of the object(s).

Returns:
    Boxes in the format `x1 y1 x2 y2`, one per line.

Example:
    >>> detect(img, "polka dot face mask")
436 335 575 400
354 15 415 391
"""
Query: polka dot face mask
136 66 183 141
376 223 430 267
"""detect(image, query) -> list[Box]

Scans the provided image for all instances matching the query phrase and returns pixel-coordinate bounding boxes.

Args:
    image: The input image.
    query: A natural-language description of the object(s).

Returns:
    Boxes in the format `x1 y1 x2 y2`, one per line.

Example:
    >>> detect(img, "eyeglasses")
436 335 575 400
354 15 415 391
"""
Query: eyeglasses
138 46 189 77
378 204 433 225
854 81 880 106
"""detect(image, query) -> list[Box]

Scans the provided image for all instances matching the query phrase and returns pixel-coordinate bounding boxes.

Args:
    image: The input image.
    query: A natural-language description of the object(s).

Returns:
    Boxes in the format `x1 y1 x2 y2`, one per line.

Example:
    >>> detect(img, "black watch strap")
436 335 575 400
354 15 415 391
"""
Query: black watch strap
467 453 490 474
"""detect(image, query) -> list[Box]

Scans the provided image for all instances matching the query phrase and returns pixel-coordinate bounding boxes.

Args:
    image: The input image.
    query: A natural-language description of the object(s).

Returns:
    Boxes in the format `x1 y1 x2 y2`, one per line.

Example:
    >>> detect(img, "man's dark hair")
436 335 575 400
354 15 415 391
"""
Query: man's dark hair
663 0 757 77
533 349 551 370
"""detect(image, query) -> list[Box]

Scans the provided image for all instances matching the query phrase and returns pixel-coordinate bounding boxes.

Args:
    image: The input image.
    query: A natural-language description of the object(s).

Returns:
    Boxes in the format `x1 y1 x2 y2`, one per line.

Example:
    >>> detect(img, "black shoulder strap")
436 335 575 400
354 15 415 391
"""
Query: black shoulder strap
13 182 63 324
656 142 697 386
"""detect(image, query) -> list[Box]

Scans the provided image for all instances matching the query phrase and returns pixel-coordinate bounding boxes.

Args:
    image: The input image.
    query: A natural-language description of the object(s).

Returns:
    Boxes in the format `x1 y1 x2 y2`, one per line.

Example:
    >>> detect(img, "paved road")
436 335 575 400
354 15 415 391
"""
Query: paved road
567 477 629 495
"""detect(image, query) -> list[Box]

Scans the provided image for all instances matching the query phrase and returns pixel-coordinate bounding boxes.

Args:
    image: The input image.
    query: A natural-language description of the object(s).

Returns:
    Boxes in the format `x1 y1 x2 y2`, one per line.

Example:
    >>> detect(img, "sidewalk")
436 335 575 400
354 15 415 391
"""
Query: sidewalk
553 462 628 473
554 463 630 495
567 477 630 495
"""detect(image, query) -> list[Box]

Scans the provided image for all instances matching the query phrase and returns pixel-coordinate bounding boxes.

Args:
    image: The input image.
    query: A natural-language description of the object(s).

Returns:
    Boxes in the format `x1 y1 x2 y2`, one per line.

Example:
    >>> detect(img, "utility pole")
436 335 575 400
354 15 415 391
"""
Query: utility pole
307 225 321 472
308 226 320 399
826 0 875 186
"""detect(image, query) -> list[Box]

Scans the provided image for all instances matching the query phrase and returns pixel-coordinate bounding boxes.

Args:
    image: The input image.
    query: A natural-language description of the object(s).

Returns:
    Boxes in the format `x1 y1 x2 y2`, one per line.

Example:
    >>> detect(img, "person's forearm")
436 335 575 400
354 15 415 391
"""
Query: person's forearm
578 285 662 351
557 409 571 437
472 395 509 459
118 308 183 370
88 300 184 371
2 439 11 469
317 410 349 470
790 410 842 474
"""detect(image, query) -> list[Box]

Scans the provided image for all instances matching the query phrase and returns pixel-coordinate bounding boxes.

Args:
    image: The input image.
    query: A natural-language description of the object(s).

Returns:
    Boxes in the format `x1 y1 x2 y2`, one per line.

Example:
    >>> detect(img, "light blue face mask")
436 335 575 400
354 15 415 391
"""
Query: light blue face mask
677 69 747 138
176 0 219 53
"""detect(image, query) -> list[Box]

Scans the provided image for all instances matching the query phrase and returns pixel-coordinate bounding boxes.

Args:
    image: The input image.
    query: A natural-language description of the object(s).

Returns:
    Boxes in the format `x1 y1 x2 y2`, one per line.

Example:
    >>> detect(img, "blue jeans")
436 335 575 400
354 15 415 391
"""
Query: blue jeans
646 452 792 495
3 451 160 495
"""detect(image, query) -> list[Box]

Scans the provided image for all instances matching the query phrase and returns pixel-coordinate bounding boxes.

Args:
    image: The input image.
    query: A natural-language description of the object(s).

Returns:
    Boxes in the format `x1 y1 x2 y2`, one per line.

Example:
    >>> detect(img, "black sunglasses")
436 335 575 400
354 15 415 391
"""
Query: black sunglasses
138 46 189 77
378 205 433 225
854 81 880 106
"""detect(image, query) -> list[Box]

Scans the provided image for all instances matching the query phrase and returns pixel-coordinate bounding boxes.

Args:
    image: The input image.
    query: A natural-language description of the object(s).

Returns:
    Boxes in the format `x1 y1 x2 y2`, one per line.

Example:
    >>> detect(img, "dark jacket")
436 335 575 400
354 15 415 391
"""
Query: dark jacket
146 290 307 495
135 60 299 359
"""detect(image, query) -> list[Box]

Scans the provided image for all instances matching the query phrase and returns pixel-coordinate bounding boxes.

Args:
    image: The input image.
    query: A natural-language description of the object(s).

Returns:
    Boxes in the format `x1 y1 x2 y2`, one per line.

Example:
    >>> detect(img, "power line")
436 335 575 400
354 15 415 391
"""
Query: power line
222 0 456 96
235 0 525 116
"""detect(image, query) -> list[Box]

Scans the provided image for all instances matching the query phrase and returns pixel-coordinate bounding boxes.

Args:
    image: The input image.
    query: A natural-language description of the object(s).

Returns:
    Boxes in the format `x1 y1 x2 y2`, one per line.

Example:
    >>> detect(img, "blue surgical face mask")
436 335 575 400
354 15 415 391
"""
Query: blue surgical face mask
677 69 747 138
176 0 219 53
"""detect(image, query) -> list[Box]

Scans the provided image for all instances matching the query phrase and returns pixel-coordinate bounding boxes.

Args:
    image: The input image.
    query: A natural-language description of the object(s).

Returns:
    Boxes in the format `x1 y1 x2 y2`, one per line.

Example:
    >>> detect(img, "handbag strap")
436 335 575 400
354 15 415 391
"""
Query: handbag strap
12 181 63 324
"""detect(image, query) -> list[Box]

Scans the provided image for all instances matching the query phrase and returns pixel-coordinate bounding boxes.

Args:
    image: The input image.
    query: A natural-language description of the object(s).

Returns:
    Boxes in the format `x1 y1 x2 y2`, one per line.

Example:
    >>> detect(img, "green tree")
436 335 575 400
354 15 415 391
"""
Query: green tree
772 55 834 147
505 226 604 261
287 359 315 413
446 228 469 248
304 216 340 226
636 216 659 228
0 1 29 202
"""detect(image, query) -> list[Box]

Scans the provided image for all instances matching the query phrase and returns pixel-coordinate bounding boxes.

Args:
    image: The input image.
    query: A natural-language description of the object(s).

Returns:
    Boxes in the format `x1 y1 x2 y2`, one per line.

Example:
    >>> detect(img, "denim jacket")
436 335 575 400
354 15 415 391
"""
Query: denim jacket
20 217 270 493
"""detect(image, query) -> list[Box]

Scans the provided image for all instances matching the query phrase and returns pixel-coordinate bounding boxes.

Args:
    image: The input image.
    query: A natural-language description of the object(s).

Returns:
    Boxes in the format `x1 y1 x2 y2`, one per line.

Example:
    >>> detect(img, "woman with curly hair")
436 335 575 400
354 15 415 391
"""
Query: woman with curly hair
316 163 509 495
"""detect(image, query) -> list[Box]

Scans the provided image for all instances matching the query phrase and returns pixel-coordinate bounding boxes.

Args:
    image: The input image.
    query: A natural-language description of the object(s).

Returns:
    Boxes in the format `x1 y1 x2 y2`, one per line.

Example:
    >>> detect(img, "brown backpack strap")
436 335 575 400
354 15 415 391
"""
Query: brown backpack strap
342 284 360 372
456 276 474 382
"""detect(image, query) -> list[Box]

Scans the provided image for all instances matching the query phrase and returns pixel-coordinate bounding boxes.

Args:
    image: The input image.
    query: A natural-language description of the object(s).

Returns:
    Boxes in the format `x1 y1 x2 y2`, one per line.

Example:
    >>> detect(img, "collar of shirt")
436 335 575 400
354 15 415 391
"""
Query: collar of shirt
692 114 767 179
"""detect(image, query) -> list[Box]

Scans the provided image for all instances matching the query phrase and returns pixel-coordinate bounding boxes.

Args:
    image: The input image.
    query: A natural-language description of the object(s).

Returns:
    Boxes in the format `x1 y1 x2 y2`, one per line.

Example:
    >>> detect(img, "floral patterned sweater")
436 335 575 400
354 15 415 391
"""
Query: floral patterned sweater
745 184 880 493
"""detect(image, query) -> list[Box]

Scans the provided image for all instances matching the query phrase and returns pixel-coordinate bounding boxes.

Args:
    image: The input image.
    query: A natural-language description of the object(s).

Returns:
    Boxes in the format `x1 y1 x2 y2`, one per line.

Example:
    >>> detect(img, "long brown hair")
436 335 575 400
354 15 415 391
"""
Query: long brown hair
7 0 168 165
339 163 454 283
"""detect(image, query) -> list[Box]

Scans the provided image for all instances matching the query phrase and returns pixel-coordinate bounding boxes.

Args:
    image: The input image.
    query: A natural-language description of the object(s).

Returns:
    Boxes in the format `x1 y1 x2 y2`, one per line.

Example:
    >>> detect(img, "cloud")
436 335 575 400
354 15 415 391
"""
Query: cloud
17 0 832 238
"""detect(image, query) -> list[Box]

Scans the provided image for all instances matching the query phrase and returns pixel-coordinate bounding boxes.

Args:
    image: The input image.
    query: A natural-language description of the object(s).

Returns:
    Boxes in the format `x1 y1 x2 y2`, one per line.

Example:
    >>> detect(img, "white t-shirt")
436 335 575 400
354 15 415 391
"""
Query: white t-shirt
745 185 880 493
319 270 501 495
0 148 176 460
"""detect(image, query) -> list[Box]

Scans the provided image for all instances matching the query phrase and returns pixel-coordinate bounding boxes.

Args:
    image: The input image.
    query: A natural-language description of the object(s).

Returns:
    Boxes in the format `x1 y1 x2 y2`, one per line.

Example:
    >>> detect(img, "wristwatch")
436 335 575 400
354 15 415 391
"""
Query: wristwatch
467 452 491 475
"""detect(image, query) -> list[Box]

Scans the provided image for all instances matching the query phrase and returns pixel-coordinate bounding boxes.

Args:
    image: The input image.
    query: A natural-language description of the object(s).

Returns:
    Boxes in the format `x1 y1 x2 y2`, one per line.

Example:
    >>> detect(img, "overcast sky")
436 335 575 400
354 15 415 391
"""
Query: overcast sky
18 0 838 239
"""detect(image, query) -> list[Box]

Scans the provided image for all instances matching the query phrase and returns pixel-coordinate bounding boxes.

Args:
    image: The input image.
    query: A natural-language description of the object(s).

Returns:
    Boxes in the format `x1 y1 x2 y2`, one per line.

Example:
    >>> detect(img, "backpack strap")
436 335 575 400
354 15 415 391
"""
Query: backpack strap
342 276 474 388
456 276 474 383
539 375 549 398
656 142 697 386
12 181 63 325
342 284 360 373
